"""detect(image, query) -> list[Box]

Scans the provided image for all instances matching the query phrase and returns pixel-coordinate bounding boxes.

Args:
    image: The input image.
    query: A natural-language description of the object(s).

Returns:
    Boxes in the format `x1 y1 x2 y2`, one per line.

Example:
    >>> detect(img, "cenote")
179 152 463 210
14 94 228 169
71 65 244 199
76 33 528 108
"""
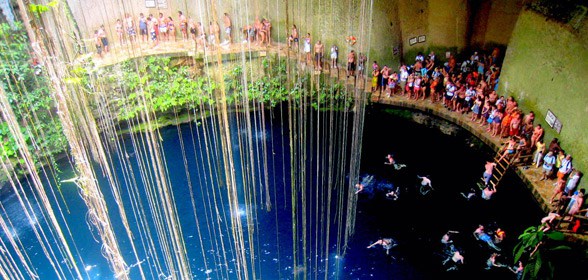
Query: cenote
0 104 546 280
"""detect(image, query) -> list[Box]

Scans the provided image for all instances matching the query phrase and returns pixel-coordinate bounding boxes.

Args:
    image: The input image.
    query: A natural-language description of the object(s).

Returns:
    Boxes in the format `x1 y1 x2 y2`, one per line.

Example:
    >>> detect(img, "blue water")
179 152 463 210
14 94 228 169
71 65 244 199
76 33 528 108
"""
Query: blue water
0 106 545 280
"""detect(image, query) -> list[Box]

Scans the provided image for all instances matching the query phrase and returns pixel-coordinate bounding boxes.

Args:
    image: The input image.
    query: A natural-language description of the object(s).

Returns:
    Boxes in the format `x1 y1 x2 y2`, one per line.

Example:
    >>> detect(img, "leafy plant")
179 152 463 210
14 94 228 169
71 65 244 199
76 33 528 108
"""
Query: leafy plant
513 225 571 279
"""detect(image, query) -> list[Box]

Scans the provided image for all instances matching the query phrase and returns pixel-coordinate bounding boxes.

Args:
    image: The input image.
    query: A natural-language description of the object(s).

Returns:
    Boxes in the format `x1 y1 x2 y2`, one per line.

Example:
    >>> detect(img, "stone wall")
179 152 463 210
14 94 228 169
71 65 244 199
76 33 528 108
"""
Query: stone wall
399 0 521 67
499 9 588 177
470 0 524 49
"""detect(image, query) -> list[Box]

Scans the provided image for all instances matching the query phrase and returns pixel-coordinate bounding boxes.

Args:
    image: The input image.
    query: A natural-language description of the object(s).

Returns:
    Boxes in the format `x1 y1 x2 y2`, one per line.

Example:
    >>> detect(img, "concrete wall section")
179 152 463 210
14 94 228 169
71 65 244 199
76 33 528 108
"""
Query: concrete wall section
397 0 429 56
499 9 588 176
427 0 468 50
483 0 523 46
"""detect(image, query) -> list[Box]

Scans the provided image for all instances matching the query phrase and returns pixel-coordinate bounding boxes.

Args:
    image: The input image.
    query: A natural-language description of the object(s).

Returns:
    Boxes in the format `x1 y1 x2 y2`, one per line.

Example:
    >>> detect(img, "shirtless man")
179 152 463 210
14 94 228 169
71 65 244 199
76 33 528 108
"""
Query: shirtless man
223 13 232 43
483 161 496 186
314 40 324 70
531 124 544 149
347 50 356 78
288 24 299 50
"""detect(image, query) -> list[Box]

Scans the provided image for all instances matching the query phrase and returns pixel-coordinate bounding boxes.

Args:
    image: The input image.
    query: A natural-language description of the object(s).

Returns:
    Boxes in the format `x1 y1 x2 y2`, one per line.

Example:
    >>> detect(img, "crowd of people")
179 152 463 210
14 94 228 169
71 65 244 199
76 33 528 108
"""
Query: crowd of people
355 47 585 276
361 46 585 232
93 11 280 58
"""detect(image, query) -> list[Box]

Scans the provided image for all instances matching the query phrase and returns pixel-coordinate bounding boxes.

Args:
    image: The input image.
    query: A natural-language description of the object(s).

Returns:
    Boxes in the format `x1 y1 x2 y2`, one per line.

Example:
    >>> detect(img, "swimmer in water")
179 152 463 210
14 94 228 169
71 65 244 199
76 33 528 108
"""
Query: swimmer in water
473 225 501 251
385 187 399 200
355 183 364 194
441 230 459 245
367 238 398 255
385 154 407 170
443 249 464 271
417 175 434 195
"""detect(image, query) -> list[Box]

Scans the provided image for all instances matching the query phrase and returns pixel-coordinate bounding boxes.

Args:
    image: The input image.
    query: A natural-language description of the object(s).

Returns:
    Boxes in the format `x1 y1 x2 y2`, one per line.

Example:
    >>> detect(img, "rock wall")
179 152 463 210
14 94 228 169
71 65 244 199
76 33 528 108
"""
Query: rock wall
499 9 588 175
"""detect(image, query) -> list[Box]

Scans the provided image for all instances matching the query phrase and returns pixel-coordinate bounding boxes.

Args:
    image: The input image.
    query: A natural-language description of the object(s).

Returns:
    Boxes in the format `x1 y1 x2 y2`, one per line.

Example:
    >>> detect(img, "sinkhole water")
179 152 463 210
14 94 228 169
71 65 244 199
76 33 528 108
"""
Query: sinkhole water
0 105 544 280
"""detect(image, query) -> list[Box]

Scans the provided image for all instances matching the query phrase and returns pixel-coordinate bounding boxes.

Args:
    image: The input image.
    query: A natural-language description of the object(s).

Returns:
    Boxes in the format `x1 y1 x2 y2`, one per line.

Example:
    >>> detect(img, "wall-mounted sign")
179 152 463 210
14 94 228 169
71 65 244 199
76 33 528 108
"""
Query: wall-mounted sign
545 109 556 127
553 119 563 134
146 0 167 8
157 0 168 9
409 37 417 46
418 35 426 43
545 109 562 133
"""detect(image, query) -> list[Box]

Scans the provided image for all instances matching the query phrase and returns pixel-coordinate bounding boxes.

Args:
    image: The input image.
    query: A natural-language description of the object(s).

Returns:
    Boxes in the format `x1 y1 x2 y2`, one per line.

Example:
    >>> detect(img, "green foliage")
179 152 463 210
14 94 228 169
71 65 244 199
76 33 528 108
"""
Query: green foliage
0 22 67 174
103 56 216 121
95 54 353 131
29 1 59 15
513 225 571 279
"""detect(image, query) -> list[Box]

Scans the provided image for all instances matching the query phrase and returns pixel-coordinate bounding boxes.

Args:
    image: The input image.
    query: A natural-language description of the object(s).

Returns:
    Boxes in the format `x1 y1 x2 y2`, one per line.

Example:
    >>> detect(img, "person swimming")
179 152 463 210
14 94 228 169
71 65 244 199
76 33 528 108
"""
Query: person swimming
367 238 398 255
473 225 501 251
417 175 434 195
385 154 407 170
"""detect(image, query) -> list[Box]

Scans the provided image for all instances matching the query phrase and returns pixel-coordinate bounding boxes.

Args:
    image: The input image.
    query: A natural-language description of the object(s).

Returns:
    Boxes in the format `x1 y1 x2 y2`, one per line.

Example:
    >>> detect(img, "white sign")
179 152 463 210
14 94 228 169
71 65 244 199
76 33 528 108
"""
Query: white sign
545 109 556 128
157 0 168 9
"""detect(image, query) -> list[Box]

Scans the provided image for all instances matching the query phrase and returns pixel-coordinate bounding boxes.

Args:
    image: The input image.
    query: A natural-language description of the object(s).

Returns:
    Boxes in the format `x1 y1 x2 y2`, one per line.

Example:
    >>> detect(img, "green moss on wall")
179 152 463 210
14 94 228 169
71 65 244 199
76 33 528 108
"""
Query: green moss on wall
499 9 588 187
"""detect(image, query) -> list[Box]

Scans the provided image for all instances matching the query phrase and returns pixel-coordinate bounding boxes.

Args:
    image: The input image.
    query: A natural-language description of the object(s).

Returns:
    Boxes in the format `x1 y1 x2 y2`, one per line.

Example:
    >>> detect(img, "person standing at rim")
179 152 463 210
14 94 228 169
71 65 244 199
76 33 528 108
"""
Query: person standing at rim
223 13 232 44
314 40 324 70
178 11 188 41
347 50 356 79
303 33 311 64
330 44 338 69
288 24 299 50
540 151 556 181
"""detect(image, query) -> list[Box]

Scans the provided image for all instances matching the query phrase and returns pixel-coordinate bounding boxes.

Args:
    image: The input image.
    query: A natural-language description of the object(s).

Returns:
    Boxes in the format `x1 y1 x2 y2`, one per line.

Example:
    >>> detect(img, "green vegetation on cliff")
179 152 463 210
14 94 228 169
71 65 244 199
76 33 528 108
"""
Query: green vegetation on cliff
0 22 67 176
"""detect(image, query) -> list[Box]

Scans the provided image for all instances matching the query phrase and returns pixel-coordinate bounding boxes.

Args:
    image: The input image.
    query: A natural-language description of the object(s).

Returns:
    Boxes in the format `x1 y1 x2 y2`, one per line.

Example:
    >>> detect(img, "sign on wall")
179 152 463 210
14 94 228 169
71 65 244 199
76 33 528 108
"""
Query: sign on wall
409 35 426 46
146 0 167 8
157 0 168 8
545 109 562 134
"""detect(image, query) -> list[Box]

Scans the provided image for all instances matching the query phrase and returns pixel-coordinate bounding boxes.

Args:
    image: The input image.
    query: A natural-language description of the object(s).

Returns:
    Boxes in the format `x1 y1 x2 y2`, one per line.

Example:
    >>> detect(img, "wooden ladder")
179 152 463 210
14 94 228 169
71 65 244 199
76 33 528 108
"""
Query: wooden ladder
477 149 521 190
